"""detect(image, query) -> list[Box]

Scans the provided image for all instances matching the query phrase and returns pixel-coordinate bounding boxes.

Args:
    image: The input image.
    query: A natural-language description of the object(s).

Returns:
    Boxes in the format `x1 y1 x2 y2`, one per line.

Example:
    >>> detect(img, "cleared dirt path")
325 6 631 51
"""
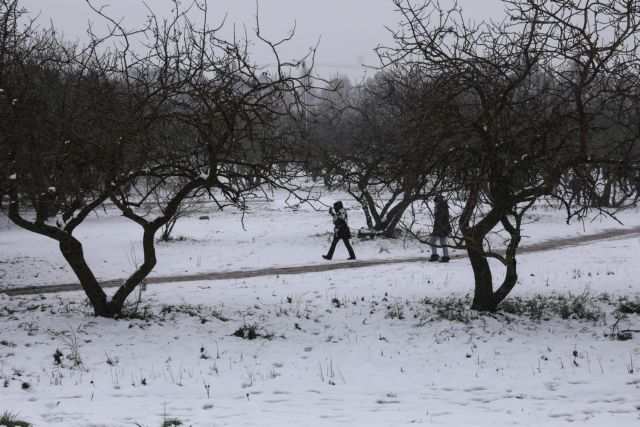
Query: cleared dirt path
3 226 640 297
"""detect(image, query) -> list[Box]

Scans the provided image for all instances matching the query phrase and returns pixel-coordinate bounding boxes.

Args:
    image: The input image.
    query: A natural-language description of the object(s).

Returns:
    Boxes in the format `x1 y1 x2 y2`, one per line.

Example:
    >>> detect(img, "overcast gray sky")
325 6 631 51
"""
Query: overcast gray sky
21 0 505 81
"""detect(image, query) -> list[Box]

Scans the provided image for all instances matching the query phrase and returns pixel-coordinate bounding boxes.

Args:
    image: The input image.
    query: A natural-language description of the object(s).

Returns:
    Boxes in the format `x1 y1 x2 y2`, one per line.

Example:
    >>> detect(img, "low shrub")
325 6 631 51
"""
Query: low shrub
0 411 31 427
500 292 604 322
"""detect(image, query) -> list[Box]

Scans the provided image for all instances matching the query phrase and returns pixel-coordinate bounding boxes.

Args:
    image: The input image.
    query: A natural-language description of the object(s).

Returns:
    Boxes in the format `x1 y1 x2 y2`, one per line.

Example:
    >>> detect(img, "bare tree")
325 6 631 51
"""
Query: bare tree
307 70 450 237
1 0 313 317
381 0 640 310
1 0 136 314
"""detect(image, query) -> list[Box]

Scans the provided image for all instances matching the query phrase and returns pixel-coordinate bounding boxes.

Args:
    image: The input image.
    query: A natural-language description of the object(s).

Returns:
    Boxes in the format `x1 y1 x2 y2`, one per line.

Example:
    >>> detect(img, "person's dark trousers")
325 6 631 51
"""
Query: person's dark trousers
325 236 355 259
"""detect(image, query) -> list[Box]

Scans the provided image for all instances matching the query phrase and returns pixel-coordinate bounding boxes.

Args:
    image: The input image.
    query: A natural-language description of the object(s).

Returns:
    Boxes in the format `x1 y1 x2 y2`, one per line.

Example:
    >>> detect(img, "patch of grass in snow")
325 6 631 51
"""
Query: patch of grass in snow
135 417 187 427
499 292 605 322
54 299 94 317
608 309 637 341
119 283 152 320
0 411 31 427
385 303 405 320
416 295 475 325
161 418 184 427
156 235 189 243
159 304 229 323
50 325 86 369
616 296 640 315
275 294 312 319
232 322 274 340
412 292 613 325
52 348 63 365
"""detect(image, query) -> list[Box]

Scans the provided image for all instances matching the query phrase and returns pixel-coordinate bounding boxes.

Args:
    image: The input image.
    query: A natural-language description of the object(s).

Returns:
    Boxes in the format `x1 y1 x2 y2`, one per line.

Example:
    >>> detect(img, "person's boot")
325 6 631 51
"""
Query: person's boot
439 256 450 263
347 255 356 260
322 255 331 260
428 254 439 262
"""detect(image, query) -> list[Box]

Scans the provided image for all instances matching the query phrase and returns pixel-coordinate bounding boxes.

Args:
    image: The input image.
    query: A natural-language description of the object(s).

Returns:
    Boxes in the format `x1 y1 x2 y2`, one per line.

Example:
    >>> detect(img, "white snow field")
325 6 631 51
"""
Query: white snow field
1 195 639 426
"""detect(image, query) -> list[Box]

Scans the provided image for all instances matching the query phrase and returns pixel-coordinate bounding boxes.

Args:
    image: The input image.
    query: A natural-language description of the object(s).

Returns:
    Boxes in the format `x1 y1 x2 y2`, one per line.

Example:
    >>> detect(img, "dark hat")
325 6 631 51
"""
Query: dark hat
333 201 343 210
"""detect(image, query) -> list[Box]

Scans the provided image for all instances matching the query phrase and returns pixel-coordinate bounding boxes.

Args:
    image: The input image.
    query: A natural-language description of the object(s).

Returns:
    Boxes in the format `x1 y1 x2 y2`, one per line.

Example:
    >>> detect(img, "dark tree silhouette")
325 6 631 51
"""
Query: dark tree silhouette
381 0 640 310
1 0 313 317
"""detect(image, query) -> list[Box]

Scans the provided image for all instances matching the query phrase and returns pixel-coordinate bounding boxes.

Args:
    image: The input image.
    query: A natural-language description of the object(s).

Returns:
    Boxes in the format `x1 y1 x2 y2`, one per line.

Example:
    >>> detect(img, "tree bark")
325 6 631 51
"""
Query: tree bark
493 216 521 305
109 226 158 315
59 236 113 317
467 240 497 311
379 198 412 237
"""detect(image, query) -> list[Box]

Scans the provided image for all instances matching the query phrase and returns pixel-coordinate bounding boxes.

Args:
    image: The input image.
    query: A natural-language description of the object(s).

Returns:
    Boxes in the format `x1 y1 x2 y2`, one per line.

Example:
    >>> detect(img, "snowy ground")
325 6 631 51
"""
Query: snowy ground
1 196 640 426
1 192 639 290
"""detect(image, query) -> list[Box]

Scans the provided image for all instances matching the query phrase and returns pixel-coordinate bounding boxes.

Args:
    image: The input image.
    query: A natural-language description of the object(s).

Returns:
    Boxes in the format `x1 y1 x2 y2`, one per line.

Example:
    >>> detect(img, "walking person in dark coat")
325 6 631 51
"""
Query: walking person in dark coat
323 201 356 260
429 193 451 262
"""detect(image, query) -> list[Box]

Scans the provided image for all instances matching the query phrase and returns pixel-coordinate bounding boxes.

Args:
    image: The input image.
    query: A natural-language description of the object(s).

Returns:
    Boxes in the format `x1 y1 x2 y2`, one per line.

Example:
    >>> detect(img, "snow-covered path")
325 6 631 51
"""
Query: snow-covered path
4 224 640 297
2 199 640 292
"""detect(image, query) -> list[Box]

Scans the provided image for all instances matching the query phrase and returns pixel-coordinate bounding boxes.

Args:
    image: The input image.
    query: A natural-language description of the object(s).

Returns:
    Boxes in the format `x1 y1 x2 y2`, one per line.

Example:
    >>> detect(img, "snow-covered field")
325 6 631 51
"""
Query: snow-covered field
1 195 640 426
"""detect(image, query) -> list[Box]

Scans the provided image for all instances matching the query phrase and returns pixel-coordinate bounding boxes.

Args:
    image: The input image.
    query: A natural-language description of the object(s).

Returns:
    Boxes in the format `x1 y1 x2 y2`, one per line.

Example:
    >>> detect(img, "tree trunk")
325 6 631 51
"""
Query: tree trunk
323 169 332 190
600 179 612 207
493 258 518 306
379 198 412 237
351 190 374 229
160 214 179 241
359 190 412 238
59 236 113 317
109 226 158 315
361 202 374 229
493 216 521 305
467 242 497 311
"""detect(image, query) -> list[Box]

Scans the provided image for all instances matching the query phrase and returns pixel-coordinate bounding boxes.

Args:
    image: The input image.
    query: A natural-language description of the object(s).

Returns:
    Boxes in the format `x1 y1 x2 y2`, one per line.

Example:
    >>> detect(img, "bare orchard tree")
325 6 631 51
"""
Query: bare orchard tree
1 0 136 313
381 0 640 311
307 70 450 237
89 0 315 317
1 0 312 317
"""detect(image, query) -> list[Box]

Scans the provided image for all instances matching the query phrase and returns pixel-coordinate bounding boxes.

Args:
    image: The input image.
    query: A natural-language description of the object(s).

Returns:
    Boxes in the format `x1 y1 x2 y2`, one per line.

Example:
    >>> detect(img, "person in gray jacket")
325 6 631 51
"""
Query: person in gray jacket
428 193 451 262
